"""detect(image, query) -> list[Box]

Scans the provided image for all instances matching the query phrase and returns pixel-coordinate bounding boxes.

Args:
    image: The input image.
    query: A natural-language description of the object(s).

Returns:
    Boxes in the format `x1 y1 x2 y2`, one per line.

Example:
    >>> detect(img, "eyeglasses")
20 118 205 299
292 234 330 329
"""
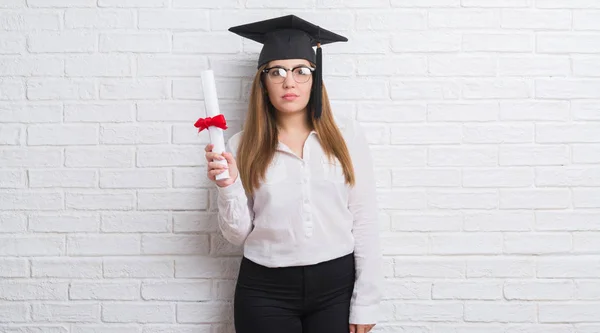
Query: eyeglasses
262 65 315 84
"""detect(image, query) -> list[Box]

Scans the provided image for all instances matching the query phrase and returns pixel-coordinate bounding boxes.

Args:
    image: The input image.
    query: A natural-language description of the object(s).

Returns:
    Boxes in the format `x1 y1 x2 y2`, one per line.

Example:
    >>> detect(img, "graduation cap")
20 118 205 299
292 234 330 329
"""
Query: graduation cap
228 15 348 119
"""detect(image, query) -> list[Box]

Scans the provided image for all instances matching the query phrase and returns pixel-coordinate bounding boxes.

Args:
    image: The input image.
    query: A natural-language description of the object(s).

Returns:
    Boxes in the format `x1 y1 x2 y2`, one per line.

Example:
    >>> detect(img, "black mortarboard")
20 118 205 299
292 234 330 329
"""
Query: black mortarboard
228 15 348 119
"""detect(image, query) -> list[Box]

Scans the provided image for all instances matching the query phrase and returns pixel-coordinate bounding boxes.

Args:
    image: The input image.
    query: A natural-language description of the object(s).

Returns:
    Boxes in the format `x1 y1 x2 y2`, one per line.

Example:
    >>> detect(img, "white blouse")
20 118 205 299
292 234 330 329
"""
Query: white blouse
216 115 382 325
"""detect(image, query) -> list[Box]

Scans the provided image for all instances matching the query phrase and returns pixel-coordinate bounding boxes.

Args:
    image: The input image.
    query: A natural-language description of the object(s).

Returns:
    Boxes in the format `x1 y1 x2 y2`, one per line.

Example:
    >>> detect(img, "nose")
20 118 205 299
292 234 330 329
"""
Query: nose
282 71 296 88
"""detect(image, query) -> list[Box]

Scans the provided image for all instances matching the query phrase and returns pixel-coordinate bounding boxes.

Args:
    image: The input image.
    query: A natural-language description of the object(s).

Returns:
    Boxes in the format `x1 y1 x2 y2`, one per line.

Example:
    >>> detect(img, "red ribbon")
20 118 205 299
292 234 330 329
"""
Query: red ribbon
194 114 228 133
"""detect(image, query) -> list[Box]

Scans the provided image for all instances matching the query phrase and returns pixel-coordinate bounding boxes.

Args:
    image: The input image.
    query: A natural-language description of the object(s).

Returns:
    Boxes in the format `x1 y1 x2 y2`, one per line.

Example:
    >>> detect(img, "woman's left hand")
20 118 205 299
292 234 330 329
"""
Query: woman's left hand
349 323 375 333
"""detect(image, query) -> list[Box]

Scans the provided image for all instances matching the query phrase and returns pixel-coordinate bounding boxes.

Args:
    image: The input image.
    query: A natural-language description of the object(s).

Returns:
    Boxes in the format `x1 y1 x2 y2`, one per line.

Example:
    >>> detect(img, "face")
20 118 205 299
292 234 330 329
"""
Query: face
262 59 314 115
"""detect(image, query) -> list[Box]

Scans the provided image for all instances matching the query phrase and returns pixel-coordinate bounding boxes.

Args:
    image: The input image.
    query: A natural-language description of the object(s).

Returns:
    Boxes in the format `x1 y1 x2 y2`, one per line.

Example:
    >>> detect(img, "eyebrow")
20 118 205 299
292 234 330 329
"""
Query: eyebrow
271 64 309 68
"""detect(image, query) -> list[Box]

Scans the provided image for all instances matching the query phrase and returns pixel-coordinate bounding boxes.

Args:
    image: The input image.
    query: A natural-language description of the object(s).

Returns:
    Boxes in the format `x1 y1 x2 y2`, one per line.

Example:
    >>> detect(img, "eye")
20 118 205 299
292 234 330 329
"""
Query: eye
269 68 286 77
294 67 312 76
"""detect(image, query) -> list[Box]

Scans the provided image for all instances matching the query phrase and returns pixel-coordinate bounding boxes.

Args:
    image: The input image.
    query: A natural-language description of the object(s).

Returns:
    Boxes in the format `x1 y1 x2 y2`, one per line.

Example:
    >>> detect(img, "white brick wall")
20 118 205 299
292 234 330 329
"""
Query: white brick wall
1 1 600 332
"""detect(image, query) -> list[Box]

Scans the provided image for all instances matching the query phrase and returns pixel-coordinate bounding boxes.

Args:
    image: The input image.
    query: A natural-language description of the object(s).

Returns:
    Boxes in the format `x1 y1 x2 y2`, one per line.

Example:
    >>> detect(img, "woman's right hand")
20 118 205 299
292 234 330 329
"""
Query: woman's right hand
205 143 239 188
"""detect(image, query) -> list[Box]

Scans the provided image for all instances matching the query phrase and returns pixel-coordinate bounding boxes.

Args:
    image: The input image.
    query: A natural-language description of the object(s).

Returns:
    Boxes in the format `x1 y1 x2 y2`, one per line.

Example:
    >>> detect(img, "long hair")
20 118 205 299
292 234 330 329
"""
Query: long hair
236 63 356 196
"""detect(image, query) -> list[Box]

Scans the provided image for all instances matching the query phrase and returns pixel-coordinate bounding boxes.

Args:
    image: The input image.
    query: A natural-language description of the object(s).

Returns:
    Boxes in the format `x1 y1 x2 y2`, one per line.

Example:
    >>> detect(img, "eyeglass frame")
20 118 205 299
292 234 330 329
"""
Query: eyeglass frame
261 65 316 84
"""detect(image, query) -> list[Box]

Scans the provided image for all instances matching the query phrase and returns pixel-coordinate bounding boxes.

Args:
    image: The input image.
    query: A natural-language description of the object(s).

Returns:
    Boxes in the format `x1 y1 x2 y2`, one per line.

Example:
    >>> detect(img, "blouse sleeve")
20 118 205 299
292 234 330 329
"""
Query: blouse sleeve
346 119 383 325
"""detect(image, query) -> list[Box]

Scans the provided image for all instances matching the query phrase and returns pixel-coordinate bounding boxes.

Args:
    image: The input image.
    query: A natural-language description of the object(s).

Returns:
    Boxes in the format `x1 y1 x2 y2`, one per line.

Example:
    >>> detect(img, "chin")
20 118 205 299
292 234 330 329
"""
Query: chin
273 103 307 114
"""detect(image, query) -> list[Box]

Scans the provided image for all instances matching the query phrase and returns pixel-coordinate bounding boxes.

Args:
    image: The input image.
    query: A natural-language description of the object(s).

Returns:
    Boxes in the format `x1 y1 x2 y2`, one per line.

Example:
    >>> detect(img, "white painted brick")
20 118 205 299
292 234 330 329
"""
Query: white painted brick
428 190 499 209
0 78 24 100
537 79 600 99
392 169 461 187
214 279 235 300
431 233 502 254
573 144 600 164
64 103 134 122
462 0 529 7
323 78 389 100
372 147 426 168
501 9 571 29
384 279 431 300
463 168 533 188
357 56 426 77
139 10 208 30
27 0 95 7
143 326 211 333
172 78 240 100
173 33 240 54
99 33 170 53
28 32 95 53
0 56 63 76
99 0 167 7
392 0 459 6
575 280 600 300
381 233 428 255
356 10 425 30
209 11 281 31
0 33 25 54
537 124 600 143
464 302 536 322
210 233 243 256
176 303 231 323
0 281 67 300
0 191 63 210
142 280 211 301
137 55 208 77
573 232 600 253
102 303 174 323
101 212 169 232
0 0 25 8
433 281 502 300
537 33 600 53
0 213 26 232
27 124 97 145
27 79 96 101
537 256 600 278
464 211 534 231
573 57 600 77
463 79 531 99
536 0 600 9
174 0 239 7
392 80 460 100
66 192 135 210
0 258 28 277
29 212 99 232
0 303 28 322
0 103 62 123
138 190 208 211
32 258 102 278
72 326 142 333
391 124 461 144
137 146 204 167
392 32 461 52
500 101 569 121
172 167 213 189
391 212 462 231
321 33 390 55
65 9 134 29
103 258 173 278
572 102 600 120
429 146 497 167
29 169 96 188
67 235 140 256
500 189 571 209
0 326 69 333
395 258 465 278
464 124 533 143
363 124 390 144
430 9 500 28
427 103 498 122
536 167 600 186
0 169 25 187
429 55 496 77
377 190 427 210
100 79 168 100
504 233 572 254
100 124 169 145
175 257 239 278
433 325 505 333
395 302 463 321
539 303 600 323
358 103 426 122
574 11 600 30
499 56 570 77
467 257 534 278
65 147 134 168
499 144 569 166
0 11 60 30
66 55 132 77
463 33 532 52
579 325 600 333
573 188 600 208
141 235 209 255
536 211 600 231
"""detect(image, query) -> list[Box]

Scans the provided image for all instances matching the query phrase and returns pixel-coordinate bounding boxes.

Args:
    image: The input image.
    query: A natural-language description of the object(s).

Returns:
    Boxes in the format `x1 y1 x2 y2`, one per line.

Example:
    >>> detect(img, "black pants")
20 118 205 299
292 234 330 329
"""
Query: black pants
234 252 355 333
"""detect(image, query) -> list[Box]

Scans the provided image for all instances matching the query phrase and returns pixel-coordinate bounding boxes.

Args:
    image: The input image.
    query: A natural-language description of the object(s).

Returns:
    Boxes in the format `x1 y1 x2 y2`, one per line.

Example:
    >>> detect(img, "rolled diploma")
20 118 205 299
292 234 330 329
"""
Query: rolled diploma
201 70 230 180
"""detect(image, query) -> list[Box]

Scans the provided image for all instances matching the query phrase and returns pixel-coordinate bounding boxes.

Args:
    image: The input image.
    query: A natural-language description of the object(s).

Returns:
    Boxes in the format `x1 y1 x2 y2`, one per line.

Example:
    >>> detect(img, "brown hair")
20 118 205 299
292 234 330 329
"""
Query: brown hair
236 63 355 196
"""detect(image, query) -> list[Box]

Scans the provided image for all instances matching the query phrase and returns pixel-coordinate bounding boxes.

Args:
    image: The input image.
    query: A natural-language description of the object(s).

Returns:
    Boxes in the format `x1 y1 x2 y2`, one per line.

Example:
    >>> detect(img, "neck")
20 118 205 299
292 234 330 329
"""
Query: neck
276 109 312 134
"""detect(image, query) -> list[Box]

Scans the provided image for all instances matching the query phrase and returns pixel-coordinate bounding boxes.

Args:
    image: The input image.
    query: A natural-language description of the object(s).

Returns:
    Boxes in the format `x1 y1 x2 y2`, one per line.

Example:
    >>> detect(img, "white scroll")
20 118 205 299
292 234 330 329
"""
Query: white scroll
200 70 230 180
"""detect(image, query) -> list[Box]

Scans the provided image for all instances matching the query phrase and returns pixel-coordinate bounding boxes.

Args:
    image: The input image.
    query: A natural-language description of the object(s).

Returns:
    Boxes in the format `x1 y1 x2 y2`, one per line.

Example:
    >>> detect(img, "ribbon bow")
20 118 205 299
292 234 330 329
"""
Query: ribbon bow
194 114 228 133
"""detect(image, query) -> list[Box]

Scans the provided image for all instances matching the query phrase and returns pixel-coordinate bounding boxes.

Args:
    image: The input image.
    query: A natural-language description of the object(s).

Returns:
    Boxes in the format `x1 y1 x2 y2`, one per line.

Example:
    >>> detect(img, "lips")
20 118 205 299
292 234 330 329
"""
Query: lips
282 93 299 101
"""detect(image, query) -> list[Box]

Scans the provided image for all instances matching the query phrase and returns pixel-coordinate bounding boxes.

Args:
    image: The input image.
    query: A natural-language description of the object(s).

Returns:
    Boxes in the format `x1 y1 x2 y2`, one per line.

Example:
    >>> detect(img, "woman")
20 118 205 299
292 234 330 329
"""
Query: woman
204 15 382 333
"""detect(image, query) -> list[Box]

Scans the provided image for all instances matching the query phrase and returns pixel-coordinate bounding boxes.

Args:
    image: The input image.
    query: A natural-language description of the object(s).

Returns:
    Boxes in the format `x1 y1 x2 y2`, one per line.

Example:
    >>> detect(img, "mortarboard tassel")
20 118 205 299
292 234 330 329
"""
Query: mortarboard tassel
313 42 323 119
